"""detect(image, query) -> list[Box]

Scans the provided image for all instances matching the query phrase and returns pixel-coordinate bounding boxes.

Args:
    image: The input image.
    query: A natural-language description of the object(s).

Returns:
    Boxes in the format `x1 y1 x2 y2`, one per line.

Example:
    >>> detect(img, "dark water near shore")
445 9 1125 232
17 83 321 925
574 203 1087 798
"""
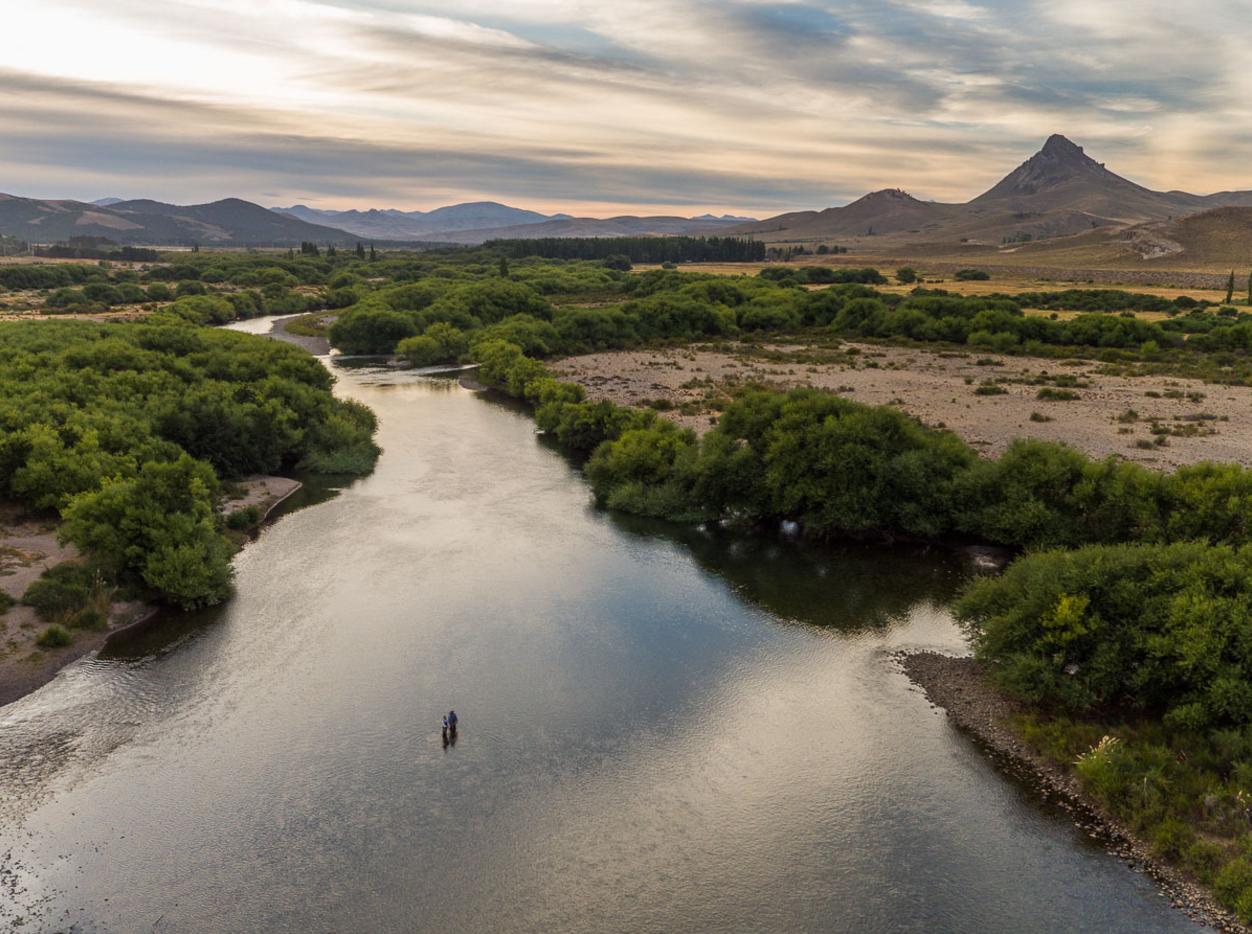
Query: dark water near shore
0 325 1205 932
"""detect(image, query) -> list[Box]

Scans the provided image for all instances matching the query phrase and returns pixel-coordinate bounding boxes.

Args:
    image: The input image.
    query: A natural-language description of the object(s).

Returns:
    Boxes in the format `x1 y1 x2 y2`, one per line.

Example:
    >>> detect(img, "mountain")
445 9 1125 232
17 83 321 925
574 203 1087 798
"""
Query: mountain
92 197 124 207
424 213 759 245
735 188 960 240
0 194 362 246
736 135 1252 248
275 201 559 240
967 134 1186 223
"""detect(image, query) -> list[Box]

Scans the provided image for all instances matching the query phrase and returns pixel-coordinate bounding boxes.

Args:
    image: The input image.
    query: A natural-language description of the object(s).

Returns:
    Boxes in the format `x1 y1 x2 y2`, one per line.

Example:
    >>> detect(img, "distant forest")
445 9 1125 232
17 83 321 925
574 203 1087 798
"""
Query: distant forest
487 236 767 263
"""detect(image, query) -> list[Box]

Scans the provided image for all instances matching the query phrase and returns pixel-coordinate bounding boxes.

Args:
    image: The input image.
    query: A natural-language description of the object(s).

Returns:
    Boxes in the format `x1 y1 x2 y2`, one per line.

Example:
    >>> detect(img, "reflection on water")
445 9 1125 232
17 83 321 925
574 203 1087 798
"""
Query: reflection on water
614 516 971 632
0 345 1207 933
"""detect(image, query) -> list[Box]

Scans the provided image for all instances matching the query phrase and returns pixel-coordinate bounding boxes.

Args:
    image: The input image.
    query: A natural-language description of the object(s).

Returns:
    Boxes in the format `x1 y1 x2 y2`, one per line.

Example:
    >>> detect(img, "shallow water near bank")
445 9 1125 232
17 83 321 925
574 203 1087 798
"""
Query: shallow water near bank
0 336 1208 932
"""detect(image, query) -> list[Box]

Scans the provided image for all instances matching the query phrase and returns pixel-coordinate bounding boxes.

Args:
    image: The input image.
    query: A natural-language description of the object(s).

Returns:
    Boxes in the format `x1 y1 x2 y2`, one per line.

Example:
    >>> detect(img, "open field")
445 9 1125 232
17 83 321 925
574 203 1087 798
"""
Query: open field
552 342 1252 470
636 259 1243 294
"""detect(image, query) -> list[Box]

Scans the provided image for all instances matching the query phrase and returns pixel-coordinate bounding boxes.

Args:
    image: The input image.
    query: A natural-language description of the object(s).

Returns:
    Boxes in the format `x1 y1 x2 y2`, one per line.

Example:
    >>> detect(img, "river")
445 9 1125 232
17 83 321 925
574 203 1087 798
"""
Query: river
0 319 1204 932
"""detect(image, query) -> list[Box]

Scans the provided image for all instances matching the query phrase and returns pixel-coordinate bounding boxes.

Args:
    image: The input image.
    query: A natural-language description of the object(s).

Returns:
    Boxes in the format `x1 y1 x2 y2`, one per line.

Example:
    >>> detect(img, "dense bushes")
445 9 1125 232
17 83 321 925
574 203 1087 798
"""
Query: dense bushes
62 455 236 609
959 543 1252 727
0 319 380 607
487 235 766 263
957 541 1252 920
324 260 1252 362
473 337 1252 560
0 264 104 289
759 266 887 286
1014 289 1183 313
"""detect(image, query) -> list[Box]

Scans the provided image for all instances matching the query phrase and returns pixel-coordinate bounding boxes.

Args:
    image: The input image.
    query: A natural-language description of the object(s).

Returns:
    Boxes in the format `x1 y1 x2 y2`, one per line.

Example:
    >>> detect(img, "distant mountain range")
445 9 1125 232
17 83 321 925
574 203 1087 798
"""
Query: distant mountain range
274 202 756 242
274 201 563 240
732 135 1252 249
4 136 1248 258
407 213 761 245
0 193 758 247
0 194 361 247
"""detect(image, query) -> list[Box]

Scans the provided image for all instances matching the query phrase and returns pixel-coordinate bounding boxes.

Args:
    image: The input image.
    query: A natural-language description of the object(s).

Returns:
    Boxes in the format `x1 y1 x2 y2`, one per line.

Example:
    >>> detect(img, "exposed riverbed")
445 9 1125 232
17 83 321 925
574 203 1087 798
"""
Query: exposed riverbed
0 322 1210 932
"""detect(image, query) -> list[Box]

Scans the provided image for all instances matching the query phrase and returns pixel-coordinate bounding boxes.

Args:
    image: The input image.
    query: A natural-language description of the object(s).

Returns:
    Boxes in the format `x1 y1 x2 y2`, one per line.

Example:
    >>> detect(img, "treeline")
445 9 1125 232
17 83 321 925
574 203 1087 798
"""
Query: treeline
759 266 886 285
37 244 162 261
1011 288 1202 313
0 263 107 290
486 236 767 263
325 264 1252 370
0 319 380 609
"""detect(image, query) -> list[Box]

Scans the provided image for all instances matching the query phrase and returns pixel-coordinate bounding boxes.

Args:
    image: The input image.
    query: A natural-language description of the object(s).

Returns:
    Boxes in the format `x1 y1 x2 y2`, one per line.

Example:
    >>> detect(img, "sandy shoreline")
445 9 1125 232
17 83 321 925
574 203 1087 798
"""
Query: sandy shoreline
901 652 1246 933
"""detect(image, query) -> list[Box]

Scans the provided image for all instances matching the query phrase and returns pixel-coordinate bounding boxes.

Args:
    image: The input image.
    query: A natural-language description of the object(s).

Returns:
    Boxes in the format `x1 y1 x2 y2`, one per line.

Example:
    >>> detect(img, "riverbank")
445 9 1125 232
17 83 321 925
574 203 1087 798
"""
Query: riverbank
0 474 303 709
901 652 1246 933
0 505 155 708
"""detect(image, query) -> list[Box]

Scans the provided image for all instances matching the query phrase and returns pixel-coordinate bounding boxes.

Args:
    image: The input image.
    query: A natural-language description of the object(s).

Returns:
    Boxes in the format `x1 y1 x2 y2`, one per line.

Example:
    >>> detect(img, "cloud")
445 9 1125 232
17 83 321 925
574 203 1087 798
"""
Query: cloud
1 0 1249 212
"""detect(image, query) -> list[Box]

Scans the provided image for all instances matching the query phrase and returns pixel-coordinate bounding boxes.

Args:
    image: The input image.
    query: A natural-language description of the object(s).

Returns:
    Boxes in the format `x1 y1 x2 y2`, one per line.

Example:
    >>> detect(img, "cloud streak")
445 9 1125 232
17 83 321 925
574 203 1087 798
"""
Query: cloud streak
2 0 1249 214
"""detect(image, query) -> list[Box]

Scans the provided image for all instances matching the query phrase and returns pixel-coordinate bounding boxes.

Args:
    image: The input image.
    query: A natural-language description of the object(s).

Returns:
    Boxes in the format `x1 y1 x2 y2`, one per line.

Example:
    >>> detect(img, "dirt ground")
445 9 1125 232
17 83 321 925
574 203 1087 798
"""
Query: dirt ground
552 343 1252 470
0 506 152 707
224 475 302 519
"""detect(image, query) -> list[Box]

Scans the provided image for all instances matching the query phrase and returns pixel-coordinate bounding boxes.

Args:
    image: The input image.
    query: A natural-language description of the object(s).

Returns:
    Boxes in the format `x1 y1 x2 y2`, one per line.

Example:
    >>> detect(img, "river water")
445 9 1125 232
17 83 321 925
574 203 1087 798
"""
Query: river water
0 320 1204 932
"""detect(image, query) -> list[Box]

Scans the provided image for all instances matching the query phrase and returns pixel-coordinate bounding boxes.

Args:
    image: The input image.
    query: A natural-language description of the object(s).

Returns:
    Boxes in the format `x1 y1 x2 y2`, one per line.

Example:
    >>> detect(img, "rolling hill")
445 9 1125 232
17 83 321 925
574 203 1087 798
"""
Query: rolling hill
1002 205 1252 269
275 201 563 240
425 213 757 244
0 194 361 246
737 188 960 240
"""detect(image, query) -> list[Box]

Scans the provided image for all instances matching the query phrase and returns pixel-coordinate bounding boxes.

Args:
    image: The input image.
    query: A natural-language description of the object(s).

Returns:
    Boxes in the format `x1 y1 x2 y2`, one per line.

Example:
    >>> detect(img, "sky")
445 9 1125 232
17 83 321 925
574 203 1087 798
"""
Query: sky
3 0 1251 217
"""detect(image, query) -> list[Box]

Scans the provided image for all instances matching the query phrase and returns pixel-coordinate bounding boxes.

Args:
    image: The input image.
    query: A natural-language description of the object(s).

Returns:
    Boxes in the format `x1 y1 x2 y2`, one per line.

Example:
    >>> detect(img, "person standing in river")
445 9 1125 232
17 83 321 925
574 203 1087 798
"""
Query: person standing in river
447 710 458 736
441 715 449 746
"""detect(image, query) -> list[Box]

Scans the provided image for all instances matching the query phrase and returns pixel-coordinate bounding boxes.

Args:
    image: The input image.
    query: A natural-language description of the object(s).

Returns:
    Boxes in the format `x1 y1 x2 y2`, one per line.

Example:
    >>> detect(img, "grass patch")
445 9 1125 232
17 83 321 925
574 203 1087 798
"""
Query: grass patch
1036 387 1080 401
35 624 73 648
225 505 263 530
23 562 112 625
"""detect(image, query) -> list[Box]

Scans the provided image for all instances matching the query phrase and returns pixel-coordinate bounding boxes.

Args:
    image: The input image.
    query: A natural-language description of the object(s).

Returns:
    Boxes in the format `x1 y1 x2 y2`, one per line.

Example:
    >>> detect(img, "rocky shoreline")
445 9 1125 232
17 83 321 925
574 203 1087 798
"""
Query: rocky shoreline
900 651 1246 933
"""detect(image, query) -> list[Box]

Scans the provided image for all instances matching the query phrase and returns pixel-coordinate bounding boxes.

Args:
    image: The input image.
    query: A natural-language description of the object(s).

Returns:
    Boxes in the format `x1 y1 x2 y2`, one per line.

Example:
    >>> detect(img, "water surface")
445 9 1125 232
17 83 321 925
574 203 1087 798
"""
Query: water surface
0 335 1204 932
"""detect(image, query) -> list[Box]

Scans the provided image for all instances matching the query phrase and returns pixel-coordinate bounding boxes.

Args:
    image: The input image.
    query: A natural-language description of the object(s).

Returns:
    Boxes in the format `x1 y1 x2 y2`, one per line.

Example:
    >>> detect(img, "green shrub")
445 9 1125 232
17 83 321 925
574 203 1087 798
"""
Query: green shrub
226 505 263 530
1150 818 1195 860
36 625 73 648
1184 840 1226 884
65 606 108 630
1036 388 1080 401
23 563 100 621
1215 858 1252 913
958 542 1252 729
